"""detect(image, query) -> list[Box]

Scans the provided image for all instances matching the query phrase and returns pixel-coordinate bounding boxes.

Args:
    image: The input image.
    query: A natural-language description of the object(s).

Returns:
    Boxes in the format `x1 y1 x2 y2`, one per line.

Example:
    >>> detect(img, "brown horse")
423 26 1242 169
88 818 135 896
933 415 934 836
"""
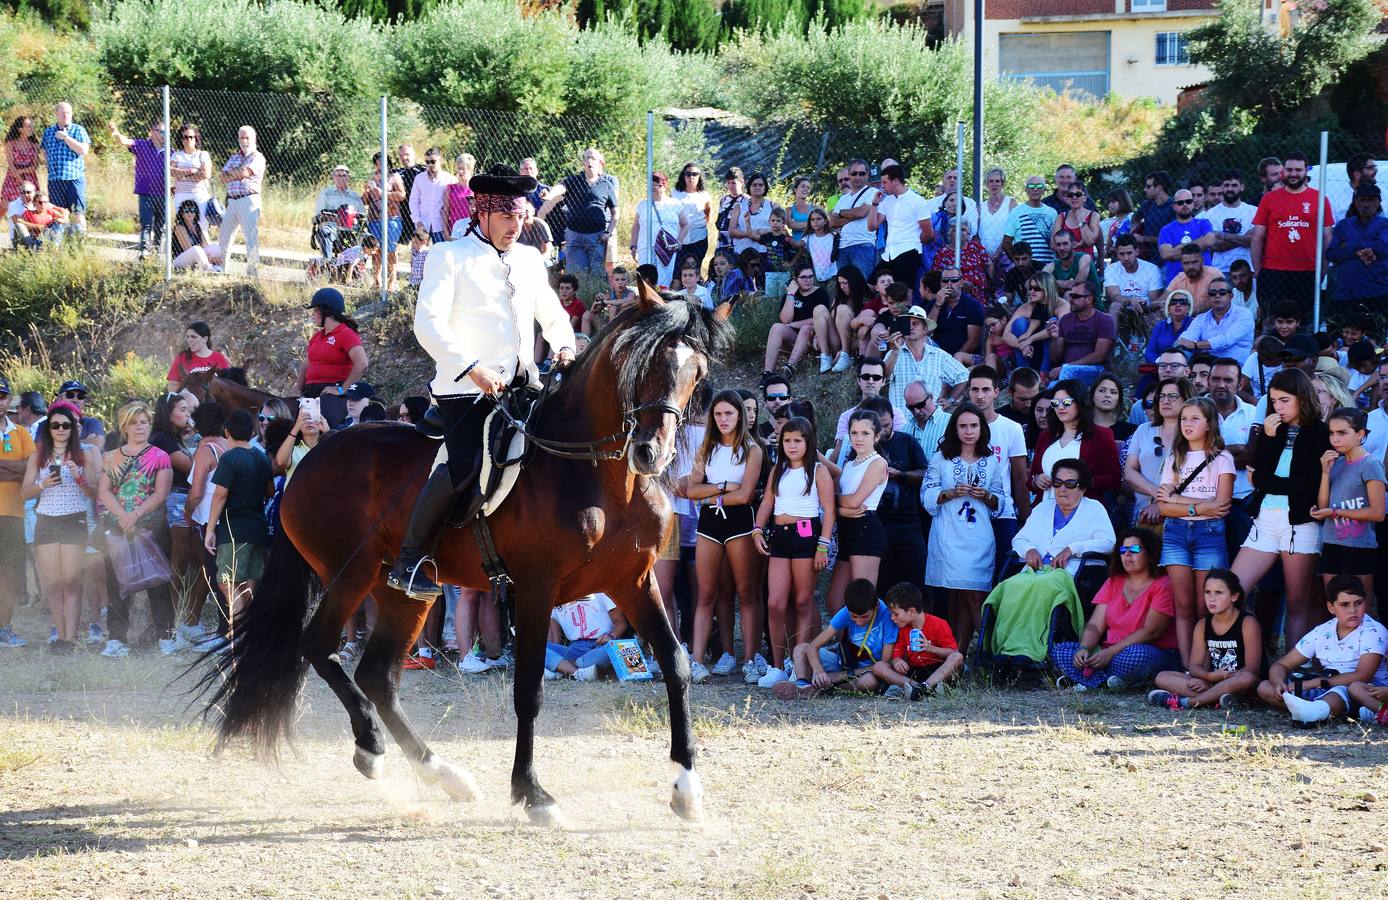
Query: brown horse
199 285 730 823
180 370 298 420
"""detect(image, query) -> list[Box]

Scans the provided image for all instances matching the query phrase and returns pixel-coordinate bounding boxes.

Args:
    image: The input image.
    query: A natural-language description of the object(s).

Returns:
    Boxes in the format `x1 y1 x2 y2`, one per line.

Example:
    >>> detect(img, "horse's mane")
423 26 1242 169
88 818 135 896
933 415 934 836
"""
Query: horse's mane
563 298 732 409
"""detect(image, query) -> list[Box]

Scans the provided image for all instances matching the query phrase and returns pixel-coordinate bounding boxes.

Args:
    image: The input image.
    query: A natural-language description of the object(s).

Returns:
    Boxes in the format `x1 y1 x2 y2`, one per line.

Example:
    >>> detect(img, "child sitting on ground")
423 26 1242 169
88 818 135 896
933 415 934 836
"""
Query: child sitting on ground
775 578 898 699
580 266 638 335
1256 574 1388 725
1148 569 1262 710
1349 680 1388 725
873 582 963 700
545 592 629 681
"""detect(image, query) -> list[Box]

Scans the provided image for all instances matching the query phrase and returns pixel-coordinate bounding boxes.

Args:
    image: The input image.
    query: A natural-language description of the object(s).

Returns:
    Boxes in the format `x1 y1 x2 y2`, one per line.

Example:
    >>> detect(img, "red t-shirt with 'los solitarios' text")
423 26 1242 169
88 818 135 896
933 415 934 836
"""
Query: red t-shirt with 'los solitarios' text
1252 187 1334 272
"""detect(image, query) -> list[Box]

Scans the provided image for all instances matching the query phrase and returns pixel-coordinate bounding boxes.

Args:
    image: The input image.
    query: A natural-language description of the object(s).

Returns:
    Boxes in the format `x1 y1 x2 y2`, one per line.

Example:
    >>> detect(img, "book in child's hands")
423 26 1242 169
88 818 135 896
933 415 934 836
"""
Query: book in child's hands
606 639 653 681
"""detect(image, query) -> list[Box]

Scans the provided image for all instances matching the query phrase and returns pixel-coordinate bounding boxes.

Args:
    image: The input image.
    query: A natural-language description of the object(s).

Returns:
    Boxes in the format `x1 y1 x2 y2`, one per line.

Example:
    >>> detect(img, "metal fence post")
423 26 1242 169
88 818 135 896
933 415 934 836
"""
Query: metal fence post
645 111 655 272
1313 129 1329 329
972 0 985 220
955 122 965 263
163 85 172 282
380 95 388 306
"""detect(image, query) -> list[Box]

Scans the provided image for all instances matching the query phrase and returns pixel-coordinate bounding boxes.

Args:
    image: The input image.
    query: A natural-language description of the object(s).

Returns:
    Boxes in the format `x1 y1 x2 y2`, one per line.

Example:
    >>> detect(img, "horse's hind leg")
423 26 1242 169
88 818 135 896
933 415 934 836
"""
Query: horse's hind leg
300 558 388 780
612 575 703 822
355 583 481 802
510 582 562 825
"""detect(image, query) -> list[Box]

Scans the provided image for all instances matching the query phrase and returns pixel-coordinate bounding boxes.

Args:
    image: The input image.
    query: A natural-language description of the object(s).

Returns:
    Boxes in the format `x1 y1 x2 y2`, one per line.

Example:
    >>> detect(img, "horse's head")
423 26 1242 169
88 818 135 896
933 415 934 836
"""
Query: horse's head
585 279 732 477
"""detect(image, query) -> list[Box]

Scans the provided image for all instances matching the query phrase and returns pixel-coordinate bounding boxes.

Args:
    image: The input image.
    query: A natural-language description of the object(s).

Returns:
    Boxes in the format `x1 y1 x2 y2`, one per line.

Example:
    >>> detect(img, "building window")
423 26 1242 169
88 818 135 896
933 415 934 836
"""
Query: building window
1155 32 1190 66
999 31 1111 99
1132 0 1167 11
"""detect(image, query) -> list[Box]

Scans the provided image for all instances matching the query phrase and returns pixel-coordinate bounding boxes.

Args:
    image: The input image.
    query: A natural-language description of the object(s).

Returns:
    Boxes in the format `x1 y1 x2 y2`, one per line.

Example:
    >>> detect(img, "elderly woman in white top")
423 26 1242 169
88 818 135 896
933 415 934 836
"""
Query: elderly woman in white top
1012 457 1116 576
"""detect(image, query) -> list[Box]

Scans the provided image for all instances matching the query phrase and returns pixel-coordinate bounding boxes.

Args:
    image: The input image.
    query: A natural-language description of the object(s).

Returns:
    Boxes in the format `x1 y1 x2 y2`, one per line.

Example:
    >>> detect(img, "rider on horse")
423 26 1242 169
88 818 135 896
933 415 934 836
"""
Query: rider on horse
387 165 577 600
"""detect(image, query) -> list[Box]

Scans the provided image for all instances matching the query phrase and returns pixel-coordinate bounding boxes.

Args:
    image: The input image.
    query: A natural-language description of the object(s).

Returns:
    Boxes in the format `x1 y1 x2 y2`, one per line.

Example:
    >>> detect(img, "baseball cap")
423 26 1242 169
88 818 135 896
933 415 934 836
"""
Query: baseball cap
0 375 10 396
1280 333 1319 360
344 381 376 400
58 380 88 396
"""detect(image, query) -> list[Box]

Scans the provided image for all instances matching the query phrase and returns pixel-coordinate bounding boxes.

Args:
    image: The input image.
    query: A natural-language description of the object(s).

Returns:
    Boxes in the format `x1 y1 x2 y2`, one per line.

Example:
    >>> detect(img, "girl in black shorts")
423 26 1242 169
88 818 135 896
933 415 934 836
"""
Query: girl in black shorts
753 416 837 687
826 409 889 616
686 390 765 684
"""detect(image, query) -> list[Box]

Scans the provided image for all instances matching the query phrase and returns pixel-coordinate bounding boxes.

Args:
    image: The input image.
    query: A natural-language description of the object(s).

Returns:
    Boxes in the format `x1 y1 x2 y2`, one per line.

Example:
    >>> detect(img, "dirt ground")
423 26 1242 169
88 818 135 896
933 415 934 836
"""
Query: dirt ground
1 601 1386 900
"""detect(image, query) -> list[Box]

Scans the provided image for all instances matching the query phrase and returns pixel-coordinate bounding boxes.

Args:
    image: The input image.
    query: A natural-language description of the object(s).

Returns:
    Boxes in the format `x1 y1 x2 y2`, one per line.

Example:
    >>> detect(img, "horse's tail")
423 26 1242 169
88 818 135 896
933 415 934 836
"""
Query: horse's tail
194 528 313 760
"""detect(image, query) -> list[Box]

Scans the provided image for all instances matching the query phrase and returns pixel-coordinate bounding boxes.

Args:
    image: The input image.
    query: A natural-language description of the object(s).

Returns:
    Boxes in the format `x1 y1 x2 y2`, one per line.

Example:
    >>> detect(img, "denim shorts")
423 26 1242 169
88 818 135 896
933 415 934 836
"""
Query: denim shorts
1160 517 1228 570
166 490 189 529
48 177 87 212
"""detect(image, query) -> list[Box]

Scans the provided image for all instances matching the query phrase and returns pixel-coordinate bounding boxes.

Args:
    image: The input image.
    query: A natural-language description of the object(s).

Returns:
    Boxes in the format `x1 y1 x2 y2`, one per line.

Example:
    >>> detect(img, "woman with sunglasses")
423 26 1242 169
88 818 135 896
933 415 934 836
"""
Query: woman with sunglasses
20 403 98 654
1028 379 1120 502
1049 526 1178 691
1232 368 1332 650
171 199 223 272
3 115 39 205
1011 458 1115 576
1051 180 1102 261
1142 291 1194 369
1126 376 1194 526
1003 271 1065 373
169 123 212 234
672 164 713 278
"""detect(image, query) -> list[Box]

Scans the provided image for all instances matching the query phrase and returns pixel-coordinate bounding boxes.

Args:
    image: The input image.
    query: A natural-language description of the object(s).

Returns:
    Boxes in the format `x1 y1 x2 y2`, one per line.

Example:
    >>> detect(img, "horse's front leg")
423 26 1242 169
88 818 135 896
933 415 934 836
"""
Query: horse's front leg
612 571 703 822
511 581 563 825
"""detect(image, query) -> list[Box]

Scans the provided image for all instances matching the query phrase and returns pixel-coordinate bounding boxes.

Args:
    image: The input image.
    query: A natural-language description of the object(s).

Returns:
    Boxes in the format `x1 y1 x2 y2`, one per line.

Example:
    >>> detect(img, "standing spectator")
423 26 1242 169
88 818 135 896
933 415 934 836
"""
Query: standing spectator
1326 183 1388 313
297 287 368 429
899 380 951 462
830 158 881 279
393 143 426 240
1042 164 1097 215
929 219 990 301
872 399 929 597
20 402 97 654
922 403 1006 648
784 175 814 240
218 126 266 277
14 392 47 440
203 409 273 622
1251 152 1334 323
968 366 1031 557
183 400 226 649
1100 188 1134 250
923 168 979 229
1310 407 1385 605
1029 378 1122 500
1045 281 1115 386
150 393 200 620
1158 189 1216 283
0 377 37 648
39 101 90 234
444 153 476 240
1176 276 1255 363
538 147 619 275
108 120 167 258
1133 170 1174 265
168 123 213 234
729 171 775 261
826 410 889 613
363 152 408 292
408 147 455 244
96 401 174 657
1258 157 1284 196
998 366 1041 429
408 227 431 288
1165 243 1225 315
630 171 689 288
1201 171 1258 274
867 164 932 290
673 163 713 277
1127 377 1194 526
2 116 39 208
883 306 968 412
518 157 550 214
714 167 744 251
977 167 1018 266
1002 176 1058 266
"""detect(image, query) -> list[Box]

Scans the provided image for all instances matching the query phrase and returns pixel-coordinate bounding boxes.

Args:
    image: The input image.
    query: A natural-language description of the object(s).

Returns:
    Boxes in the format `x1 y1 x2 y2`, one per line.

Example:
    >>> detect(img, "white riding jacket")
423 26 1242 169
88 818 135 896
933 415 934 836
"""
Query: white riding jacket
415 228 576 398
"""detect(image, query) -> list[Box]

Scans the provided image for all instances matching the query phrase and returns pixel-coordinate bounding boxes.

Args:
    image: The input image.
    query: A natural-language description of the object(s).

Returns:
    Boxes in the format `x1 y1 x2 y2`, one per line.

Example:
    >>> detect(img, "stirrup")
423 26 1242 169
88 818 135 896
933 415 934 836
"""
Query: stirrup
389 556 443 600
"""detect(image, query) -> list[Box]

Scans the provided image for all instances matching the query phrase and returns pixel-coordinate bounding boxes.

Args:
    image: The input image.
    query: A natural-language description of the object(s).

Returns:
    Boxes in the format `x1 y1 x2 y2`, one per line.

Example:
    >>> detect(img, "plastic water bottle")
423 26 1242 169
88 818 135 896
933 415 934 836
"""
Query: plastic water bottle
877 337 888 353
909 629 925 653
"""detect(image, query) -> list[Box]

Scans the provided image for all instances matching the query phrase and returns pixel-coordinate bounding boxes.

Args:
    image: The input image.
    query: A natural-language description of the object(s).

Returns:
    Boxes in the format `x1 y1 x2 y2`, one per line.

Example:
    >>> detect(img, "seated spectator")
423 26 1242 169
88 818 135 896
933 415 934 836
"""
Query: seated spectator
1045 281 1115 386
544 592 628 681
738 247 766 295
1001 240 1039 304
14 188 71 249
1164 243 1224 314
865 280 916 364
581 266 638 336
171 199 223 272
1240 334 1283 401
708 248 751 308
929 219 989 299
1175 275 1255 363
1257 574 1387 725
671 257 712 309
1013 458 1117 576
779 577 898 698
408 227 431 288
553 273 586 330
1105 234 1164 334
166 321 230 392
1149 569 1262 710
872 582 963 700
928 266 986 364
1002 271 1063 373
1326 184 1388 311
1143 291 1194 366
1028 379 1121 501
1042 230 1095 298
314 164 366 218
396 396 429 425
1050 526 1178 691
762 261 830 379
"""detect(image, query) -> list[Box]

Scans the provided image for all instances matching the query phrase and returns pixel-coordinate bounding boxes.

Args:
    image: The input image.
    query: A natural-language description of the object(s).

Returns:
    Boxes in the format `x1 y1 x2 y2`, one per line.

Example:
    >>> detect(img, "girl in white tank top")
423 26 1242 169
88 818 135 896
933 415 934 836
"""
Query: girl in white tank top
827 409 890 616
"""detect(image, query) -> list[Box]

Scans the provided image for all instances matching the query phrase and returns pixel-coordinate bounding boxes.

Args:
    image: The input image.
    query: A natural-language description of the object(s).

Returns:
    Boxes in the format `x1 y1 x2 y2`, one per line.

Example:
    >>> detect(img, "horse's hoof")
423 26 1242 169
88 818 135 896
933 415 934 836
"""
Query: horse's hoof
526 802 566 828
354 745 385 780
670 790 704 823
418 759 483 802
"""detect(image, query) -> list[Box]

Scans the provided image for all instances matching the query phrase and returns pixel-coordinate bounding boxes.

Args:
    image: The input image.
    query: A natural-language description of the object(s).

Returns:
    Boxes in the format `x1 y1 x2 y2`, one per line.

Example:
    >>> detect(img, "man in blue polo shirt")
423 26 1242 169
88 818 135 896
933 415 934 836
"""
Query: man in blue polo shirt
40 102 91 234
928 266 986 364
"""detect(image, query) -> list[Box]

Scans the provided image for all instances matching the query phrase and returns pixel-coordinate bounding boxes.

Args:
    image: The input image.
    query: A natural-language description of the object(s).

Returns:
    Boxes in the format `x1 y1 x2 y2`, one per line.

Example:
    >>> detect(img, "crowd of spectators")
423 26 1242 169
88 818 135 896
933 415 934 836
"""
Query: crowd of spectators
3 125 1388 726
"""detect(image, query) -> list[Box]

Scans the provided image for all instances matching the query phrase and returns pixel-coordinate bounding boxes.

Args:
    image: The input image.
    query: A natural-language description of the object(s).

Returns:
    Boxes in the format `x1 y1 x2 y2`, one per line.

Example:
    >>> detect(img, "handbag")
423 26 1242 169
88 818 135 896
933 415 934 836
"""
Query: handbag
107 528 172 599
652 203 679 267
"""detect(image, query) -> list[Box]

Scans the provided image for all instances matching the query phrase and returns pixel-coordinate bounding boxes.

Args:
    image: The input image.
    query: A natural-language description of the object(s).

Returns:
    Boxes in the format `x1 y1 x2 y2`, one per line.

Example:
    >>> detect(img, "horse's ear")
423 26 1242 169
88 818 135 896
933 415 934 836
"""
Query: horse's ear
635 276 664 312
712 299 734 323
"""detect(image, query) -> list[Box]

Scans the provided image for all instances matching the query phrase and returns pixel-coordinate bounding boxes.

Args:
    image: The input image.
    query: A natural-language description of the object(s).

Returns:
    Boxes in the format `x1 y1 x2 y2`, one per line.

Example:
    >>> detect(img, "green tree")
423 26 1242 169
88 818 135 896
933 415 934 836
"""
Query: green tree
2 0 90 30
665 0 720 52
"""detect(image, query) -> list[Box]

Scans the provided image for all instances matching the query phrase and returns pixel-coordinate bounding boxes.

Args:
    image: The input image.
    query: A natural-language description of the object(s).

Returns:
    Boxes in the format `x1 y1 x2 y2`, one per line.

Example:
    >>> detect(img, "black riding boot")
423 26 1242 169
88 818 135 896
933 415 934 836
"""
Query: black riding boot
388 464 455 600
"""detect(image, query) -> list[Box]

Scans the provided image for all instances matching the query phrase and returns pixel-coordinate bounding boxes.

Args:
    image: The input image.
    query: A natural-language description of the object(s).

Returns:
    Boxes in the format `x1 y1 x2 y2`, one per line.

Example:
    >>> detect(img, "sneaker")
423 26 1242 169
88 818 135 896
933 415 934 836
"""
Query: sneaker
403 653 437 670
337 641 360 665
781 362 798 383
757 666 789 688
742 659 761 684
818 352 833 374
1147 689 1185 710
194 635 229 655
831 351 852 373
1358 705 1377 724
572 664 598 682
882 684 905 700
48 626 58 645
0 627 29 648
1105 675 1128 691
753 653 769 675
457 653 491 674
100 639 129 658
1216 694 1236 711
1072 682 1088 693
543 668 560 681
177 622 209 644
908 681 933 701
710 652 737 676
481 655 508 670
690 661 711 684
86 623 105 645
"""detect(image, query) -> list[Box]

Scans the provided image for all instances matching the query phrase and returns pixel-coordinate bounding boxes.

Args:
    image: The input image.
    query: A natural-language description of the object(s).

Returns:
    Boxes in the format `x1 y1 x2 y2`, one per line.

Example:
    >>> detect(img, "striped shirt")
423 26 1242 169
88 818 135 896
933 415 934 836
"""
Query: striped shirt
41 122 90 181
222 150 266 198
886 343 968 414
901 407 951 462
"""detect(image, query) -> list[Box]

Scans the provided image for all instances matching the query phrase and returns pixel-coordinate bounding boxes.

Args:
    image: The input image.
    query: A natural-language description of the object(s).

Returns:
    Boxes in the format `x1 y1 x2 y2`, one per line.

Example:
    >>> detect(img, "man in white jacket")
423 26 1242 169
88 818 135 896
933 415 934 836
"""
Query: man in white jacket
388 166 577 600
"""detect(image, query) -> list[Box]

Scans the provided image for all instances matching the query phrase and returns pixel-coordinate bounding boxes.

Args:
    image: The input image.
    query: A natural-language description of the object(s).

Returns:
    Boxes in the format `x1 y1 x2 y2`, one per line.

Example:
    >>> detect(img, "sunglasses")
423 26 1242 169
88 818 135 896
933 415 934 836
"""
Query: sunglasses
765 393 789 401
850 170 868 176
1065 292 1088 299
1053 478 1082 489
425 159 440 165
859 373 884 382
1207 288 1232 297
941 276 962 284
258 414 274 423
1118 545 1145 555
837 178 850 185
1025 183 1045 189
62 391 85 400
907 400 932 412
1153 434 1165 457
49 421 72 431
1053 398 1076 409
1066 192 1085 198
1174 200 1195 206
684 170 701 177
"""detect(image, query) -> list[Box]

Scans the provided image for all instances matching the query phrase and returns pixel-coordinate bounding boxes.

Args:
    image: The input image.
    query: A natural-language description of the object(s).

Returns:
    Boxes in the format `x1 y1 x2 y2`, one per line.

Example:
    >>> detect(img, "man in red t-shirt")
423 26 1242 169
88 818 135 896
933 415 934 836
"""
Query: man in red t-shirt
1251 152 1334 323
870 583 964 699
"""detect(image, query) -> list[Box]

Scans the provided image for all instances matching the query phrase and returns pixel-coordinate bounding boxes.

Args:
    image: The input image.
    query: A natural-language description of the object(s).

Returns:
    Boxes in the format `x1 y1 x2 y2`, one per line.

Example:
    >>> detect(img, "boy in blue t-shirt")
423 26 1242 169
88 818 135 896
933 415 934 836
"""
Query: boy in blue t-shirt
775 578 898 699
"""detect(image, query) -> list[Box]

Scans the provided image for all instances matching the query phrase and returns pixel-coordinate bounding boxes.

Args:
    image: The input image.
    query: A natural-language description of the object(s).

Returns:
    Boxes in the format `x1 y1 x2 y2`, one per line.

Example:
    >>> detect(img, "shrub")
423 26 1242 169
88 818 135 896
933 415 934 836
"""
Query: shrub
0 248 158 345
94 351 166 424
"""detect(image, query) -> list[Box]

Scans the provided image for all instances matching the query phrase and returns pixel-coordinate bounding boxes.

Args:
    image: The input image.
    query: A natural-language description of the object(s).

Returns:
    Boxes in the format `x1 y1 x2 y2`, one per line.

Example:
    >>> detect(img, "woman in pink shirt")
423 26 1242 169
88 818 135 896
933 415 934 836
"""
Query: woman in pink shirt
443 152 475 239
1049 526 1179 691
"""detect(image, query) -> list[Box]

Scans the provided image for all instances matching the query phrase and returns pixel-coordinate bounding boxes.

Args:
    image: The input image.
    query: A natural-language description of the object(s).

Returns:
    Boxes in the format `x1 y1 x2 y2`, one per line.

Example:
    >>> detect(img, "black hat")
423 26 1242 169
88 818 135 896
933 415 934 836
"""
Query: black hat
1280 333 1319 360
308 287 346 316
57 380 88 397
469 164 537 198
343 381 376 400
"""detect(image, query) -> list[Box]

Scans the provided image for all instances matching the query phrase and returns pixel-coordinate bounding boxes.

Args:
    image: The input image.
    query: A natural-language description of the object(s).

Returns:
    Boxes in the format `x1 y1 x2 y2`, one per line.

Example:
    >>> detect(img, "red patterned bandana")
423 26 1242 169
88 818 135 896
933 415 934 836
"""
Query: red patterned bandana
473 193 526 215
